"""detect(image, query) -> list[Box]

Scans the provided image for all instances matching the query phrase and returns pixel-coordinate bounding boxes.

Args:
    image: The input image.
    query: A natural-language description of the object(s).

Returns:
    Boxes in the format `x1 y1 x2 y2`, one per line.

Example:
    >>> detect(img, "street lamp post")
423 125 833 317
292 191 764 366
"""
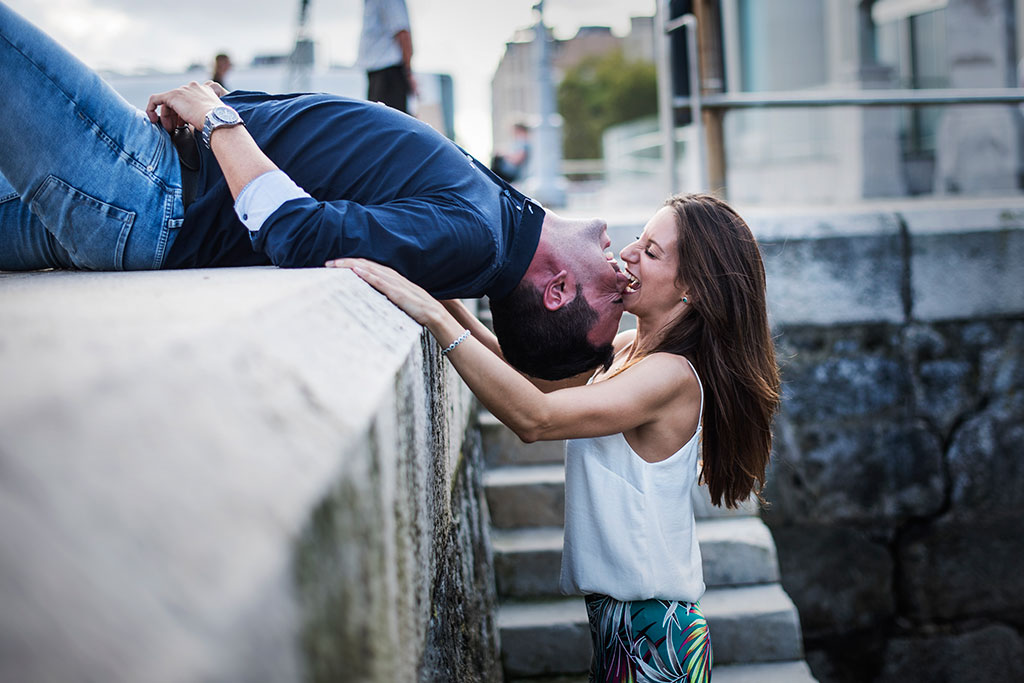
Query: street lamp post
528 0 566 207
655 0 677 195
286 0 314 93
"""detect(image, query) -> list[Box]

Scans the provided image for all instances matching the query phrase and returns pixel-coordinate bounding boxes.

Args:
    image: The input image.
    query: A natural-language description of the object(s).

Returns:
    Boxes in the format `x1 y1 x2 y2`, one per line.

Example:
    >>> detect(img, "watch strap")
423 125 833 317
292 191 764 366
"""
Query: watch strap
201 106 243 149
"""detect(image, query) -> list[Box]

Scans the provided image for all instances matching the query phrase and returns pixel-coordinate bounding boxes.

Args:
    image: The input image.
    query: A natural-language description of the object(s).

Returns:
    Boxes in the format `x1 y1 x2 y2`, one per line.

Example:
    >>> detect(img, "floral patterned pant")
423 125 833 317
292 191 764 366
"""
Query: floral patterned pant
585 594 712 683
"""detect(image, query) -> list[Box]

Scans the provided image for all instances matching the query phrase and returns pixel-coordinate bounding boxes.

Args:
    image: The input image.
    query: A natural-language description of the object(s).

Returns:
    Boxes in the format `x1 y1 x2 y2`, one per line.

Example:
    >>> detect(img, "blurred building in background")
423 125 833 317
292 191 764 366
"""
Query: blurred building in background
490 19 656 170
718 0 1022 204
493 0 1024 210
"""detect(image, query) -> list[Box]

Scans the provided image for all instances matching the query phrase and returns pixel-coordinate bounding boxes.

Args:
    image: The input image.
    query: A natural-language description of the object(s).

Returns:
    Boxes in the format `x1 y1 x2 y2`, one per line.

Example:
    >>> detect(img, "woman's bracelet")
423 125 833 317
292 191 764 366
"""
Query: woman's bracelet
441 329 471 356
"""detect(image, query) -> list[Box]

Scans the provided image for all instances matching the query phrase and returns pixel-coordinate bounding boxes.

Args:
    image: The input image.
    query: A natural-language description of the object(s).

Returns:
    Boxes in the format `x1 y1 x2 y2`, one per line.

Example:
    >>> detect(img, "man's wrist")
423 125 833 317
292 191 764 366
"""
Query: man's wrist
201 105 244 149
207 122 250 152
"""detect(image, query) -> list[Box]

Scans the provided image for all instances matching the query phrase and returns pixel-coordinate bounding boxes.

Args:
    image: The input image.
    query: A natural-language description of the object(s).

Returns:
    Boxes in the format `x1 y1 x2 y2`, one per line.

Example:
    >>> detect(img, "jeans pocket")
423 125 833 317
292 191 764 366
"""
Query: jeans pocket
29 175 134 271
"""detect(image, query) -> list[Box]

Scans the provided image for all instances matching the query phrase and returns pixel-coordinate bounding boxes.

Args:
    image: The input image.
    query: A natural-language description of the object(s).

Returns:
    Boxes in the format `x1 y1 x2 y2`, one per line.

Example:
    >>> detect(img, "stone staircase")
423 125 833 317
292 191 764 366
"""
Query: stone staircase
480 411 818 682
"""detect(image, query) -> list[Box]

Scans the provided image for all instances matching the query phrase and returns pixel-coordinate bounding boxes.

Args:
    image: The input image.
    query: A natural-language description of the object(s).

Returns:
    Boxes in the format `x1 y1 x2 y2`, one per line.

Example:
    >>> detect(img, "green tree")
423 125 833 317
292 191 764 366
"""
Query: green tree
557 49 658 160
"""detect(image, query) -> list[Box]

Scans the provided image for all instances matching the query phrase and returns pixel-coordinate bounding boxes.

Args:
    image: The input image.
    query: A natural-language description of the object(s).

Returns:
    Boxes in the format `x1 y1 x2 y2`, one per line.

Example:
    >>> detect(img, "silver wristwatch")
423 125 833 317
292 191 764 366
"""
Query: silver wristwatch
201 105 244 149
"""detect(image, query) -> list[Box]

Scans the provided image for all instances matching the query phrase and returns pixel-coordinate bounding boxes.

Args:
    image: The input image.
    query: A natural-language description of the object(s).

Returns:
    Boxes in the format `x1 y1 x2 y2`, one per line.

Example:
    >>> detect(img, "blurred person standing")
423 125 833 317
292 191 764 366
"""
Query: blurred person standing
358 0 416 113
491 122 531 183
210 53 232 90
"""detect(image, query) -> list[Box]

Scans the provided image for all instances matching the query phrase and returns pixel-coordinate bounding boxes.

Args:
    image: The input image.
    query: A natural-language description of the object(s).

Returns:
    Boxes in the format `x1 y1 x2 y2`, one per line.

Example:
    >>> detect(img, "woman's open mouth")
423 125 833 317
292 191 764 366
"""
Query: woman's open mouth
625 269 641 293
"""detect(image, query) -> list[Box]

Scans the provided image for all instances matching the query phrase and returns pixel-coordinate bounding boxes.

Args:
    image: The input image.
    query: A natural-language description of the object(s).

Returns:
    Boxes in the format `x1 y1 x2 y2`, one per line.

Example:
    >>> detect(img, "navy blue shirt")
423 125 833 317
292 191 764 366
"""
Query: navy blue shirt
165 91 543 300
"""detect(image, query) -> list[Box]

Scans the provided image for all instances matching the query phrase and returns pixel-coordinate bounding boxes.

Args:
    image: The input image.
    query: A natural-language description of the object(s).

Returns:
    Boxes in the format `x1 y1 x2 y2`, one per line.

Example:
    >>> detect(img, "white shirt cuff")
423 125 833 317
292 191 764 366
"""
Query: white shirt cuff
234 170 311 232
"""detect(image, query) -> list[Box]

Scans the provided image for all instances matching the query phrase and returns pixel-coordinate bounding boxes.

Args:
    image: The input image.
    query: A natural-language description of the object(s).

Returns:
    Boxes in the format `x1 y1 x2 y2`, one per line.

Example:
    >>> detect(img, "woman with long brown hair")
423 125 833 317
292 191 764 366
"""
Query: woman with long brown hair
329 193 780 682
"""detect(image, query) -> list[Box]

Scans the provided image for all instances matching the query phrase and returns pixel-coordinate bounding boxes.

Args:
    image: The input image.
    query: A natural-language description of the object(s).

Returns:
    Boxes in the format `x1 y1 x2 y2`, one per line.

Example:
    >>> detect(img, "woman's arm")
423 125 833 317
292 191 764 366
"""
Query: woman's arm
338 258 692 442
438 299 592 392
441 299 500 356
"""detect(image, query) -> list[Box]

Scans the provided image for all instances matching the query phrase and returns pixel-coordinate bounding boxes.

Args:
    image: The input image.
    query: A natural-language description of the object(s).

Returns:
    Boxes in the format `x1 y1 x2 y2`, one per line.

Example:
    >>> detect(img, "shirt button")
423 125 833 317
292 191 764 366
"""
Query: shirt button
243 214 248 220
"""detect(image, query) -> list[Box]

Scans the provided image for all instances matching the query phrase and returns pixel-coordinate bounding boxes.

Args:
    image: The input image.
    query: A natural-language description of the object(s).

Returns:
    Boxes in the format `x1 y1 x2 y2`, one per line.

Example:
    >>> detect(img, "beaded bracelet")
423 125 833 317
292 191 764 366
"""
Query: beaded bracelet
441 329 471 356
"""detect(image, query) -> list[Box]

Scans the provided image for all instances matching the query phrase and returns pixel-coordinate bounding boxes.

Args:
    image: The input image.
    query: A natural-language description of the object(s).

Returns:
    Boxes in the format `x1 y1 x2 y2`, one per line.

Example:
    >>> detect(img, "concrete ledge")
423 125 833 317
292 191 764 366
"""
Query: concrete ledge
757 215 905 325
741 202 1024 326
0 267 495 682
903 206 1024 321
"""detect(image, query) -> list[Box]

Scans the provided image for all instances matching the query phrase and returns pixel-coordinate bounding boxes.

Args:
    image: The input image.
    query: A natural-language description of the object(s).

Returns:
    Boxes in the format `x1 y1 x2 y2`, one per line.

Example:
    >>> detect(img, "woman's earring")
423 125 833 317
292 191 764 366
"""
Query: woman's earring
682 296 689 303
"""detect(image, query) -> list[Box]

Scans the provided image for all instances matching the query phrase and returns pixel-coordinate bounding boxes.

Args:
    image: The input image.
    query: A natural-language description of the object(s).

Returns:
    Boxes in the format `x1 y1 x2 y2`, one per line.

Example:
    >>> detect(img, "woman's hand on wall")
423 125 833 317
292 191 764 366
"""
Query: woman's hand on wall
327 257 448 329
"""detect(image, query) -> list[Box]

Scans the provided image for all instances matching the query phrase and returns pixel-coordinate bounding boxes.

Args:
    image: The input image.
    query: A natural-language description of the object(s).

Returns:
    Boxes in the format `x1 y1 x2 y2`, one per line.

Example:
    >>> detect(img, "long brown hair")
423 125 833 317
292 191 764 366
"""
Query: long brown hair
654 193 780 508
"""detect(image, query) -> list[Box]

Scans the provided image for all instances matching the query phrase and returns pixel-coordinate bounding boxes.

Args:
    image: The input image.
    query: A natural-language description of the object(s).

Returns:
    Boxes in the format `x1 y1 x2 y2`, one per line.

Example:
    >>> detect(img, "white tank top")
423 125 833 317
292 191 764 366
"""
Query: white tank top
559 358 705 602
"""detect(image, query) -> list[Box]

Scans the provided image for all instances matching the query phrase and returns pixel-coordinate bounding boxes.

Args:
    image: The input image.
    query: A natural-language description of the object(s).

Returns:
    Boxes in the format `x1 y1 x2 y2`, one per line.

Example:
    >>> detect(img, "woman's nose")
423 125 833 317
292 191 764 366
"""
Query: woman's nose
620 243 637 262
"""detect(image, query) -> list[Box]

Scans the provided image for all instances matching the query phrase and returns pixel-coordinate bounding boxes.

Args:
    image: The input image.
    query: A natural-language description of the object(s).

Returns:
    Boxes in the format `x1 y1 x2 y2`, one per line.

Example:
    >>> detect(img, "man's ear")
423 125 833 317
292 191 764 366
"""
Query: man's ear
541 269 571 311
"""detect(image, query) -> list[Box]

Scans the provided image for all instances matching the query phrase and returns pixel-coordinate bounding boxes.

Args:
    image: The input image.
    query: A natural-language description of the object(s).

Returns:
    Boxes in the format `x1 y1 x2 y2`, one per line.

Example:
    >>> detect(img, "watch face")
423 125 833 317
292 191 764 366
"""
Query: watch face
202 105 242 148
213 106 239 124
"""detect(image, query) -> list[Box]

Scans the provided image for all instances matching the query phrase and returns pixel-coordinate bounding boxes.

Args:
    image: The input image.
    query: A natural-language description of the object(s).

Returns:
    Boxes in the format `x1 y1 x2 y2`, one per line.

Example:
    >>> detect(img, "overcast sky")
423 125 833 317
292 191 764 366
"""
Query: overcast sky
6 0 655 158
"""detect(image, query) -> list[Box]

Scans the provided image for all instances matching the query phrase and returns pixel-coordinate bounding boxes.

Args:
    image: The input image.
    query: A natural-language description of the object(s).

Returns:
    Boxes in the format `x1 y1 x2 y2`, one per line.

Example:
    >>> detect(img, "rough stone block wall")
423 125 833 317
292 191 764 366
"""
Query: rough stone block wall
748 202 1024 683
0 267 500 682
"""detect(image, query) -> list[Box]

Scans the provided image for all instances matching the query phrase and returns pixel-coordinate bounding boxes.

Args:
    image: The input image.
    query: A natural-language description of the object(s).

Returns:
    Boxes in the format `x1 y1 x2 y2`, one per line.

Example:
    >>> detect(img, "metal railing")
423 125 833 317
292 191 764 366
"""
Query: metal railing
656 4 1024 195
676 88 1024 110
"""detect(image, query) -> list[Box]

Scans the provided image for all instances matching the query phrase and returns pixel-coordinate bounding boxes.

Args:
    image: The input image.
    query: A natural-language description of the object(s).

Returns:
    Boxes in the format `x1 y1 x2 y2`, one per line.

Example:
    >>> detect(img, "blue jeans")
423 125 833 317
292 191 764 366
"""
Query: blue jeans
0 3 184 271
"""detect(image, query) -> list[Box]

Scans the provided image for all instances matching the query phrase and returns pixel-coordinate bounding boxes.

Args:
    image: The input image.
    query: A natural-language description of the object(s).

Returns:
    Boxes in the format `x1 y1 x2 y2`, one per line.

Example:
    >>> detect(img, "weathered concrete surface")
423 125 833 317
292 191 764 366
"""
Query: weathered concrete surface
903 205 1024 321
898 511 1024 624
743 199 1024 327
755 203 1024 683
771 525 895 638
878 623 1024 683
768 324 947 525
746 208 906 325
0 267 500 682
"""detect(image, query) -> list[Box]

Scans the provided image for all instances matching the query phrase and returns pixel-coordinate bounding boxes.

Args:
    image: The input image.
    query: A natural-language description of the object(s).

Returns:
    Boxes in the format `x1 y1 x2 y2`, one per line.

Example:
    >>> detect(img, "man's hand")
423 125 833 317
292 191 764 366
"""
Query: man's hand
205 80 229 98
145 81 224 132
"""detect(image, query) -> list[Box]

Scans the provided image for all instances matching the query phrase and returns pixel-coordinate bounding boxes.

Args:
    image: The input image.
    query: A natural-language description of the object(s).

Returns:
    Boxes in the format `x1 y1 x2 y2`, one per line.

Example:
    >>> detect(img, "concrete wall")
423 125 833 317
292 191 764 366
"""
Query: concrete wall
0 267 500 682
747 199 1024 683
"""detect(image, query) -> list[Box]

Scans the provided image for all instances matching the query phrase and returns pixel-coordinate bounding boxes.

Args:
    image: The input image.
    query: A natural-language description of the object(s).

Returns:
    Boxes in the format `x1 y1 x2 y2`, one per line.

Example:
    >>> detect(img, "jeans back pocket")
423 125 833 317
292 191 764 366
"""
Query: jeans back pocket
29 175 134 270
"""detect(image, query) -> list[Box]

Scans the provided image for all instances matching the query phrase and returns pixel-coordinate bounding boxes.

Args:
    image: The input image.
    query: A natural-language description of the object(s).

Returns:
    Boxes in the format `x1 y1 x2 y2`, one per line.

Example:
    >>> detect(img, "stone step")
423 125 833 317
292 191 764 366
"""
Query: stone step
699 583 805 667
480 411 566 468
507 660 818 683
492 526 564 598
697 516 781 586
484 463 759 529
498 598 590 678
498 584 804 678
492 517 780 599
713 659 819 682
484 464 567 529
